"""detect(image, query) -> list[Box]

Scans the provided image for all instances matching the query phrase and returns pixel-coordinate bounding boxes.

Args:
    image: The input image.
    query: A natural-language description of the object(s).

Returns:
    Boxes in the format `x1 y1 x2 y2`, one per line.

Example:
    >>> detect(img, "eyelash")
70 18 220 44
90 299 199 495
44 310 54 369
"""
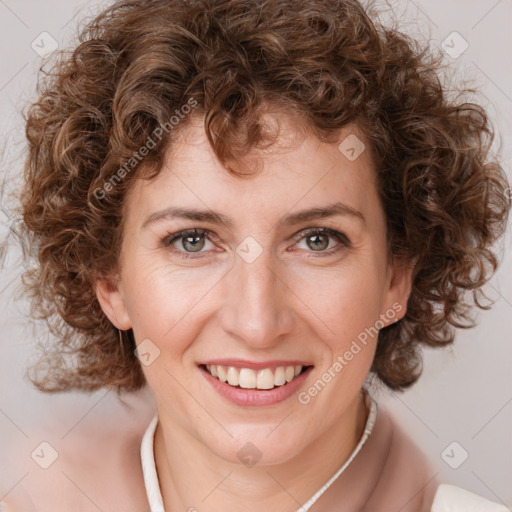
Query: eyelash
163 227 351 260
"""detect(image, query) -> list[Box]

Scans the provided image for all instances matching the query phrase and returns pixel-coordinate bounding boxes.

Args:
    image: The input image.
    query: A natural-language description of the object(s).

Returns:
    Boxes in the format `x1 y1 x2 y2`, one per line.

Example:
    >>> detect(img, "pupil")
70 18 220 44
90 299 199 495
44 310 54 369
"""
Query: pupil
308 234 328 251
184 234 204 252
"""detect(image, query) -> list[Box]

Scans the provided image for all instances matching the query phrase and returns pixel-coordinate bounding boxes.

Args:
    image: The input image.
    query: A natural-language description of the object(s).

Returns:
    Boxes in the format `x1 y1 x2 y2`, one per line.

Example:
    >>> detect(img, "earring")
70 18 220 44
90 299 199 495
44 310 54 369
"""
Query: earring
118 329 126 356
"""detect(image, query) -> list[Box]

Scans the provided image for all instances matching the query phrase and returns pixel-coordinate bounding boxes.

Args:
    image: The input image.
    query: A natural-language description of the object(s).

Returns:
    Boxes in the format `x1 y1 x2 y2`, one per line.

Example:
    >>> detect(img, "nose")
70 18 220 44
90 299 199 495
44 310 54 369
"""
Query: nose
218 246 295 349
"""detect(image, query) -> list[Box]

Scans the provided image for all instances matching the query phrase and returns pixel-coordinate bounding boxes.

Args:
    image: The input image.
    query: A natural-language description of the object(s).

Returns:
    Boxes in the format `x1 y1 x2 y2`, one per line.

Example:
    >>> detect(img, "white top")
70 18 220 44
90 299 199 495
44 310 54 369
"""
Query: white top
140 415 165 512
431 485 510 511
140 396 510 512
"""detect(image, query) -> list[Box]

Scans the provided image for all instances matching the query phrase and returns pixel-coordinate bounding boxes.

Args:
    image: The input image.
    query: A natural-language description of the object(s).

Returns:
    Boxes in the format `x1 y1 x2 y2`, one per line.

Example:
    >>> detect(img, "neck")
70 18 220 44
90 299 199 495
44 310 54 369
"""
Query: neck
153 391 368 512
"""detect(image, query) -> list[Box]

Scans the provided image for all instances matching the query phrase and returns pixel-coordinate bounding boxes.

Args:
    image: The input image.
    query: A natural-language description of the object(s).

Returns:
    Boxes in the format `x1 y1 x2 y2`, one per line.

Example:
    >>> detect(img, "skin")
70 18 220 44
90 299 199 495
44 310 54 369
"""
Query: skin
96 114 413 511
1 388 154 512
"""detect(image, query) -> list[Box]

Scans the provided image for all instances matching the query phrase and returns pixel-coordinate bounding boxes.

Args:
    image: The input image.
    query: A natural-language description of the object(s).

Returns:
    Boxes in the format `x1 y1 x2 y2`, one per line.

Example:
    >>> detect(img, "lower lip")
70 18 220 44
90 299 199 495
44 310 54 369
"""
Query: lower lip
200 366 313 407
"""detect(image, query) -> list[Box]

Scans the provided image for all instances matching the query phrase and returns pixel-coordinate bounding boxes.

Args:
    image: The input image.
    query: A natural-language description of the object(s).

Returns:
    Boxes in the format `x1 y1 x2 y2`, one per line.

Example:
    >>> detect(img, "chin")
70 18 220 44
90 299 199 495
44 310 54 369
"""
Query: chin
201 425 307 467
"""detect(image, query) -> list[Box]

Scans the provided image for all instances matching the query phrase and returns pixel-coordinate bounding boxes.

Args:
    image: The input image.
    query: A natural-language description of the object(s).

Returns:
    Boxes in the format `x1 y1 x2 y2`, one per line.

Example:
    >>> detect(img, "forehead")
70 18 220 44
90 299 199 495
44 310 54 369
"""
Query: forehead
125 115 380 230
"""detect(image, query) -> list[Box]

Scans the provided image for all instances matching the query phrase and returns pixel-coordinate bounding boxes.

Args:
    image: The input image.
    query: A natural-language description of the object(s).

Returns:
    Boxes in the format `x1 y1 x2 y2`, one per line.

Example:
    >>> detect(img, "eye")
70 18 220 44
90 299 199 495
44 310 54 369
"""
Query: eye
163 227 351 260
164 228 216 259
292 227 351 255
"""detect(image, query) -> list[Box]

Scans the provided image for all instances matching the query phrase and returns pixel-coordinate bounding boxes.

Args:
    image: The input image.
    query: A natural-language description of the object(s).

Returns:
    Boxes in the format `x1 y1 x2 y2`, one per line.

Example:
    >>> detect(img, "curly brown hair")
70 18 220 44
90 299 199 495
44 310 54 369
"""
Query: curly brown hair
20 0 510 393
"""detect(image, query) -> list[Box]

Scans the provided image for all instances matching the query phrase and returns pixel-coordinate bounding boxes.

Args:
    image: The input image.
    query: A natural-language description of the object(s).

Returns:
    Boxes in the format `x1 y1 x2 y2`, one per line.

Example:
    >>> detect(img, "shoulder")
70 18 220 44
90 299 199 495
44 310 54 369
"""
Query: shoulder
360 405 510 512
2 427 150 512
431 484 510 512
1 393 154 512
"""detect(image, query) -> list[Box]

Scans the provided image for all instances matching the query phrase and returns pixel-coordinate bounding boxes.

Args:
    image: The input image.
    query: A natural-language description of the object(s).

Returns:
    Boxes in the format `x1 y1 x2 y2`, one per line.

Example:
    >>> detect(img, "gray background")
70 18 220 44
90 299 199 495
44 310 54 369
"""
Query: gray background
1 0 511 507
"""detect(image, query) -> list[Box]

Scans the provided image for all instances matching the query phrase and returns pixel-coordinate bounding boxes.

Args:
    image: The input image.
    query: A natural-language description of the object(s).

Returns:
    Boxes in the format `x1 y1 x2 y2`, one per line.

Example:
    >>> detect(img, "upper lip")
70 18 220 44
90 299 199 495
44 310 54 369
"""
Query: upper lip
198 359 313 370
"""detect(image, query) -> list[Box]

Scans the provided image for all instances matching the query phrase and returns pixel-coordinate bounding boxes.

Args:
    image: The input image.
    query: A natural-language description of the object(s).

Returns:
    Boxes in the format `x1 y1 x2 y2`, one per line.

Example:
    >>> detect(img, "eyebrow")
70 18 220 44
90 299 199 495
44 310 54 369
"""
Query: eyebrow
141 201 365 230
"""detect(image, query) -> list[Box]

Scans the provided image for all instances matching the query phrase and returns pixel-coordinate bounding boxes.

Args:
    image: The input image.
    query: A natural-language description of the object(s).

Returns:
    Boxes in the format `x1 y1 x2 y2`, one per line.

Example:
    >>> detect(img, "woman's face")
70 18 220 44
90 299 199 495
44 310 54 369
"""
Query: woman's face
98 115 411 465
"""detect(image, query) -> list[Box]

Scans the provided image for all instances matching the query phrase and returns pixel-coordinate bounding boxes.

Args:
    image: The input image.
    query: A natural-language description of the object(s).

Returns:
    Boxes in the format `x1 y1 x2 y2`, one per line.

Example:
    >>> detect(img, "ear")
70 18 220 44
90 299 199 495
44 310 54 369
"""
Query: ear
380 256 415 326
94 275 132 330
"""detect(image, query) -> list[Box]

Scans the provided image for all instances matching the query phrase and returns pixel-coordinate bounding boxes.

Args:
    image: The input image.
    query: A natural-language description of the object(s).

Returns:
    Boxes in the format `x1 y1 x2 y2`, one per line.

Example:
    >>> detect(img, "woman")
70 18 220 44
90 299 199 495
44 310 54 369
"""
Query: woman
3 0 510 510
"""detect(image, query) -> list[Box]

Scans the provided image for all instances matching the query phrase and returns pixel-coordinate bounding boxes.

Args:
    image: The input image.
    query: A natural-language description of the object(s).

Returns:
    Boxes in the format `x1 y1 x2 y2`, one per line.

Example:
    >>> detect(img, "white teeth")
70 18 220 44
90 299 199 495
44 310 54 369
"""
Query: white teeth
217 365 227 383
227 366 239 386
256 368 275 389
239 368 257 389
205 364 305 389
274 366 286 386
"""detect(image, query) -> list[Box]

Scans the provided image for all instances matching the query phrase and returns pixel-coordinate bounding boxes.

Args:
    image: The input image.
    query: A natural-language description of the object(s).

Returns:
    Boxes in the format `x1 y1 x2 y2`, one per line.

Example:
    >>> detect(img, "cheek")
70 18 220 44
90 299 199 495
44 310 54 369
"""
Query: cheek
293 256 387 340
120 251 225 348
289 256 388 395
292 266 384 411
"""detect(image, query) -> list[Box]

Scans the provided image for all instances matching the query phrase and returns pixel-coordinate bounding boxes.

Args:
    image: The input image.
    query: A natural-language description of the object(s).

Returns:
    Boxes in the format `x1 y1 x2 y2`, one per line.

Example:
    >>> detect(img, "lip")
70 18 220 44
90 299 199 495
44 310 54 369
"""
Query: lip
199 363 314 407
198 359 313 371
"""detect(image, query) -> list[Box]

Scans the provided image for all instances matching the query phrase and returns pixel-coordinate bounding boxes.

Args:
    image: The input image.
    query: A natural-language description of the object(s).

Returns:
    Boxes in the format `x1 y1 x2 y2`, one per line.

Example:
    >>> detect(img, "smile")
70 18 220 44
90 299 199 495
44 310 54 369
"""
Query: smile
198 359 314 406
204 364 307 390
